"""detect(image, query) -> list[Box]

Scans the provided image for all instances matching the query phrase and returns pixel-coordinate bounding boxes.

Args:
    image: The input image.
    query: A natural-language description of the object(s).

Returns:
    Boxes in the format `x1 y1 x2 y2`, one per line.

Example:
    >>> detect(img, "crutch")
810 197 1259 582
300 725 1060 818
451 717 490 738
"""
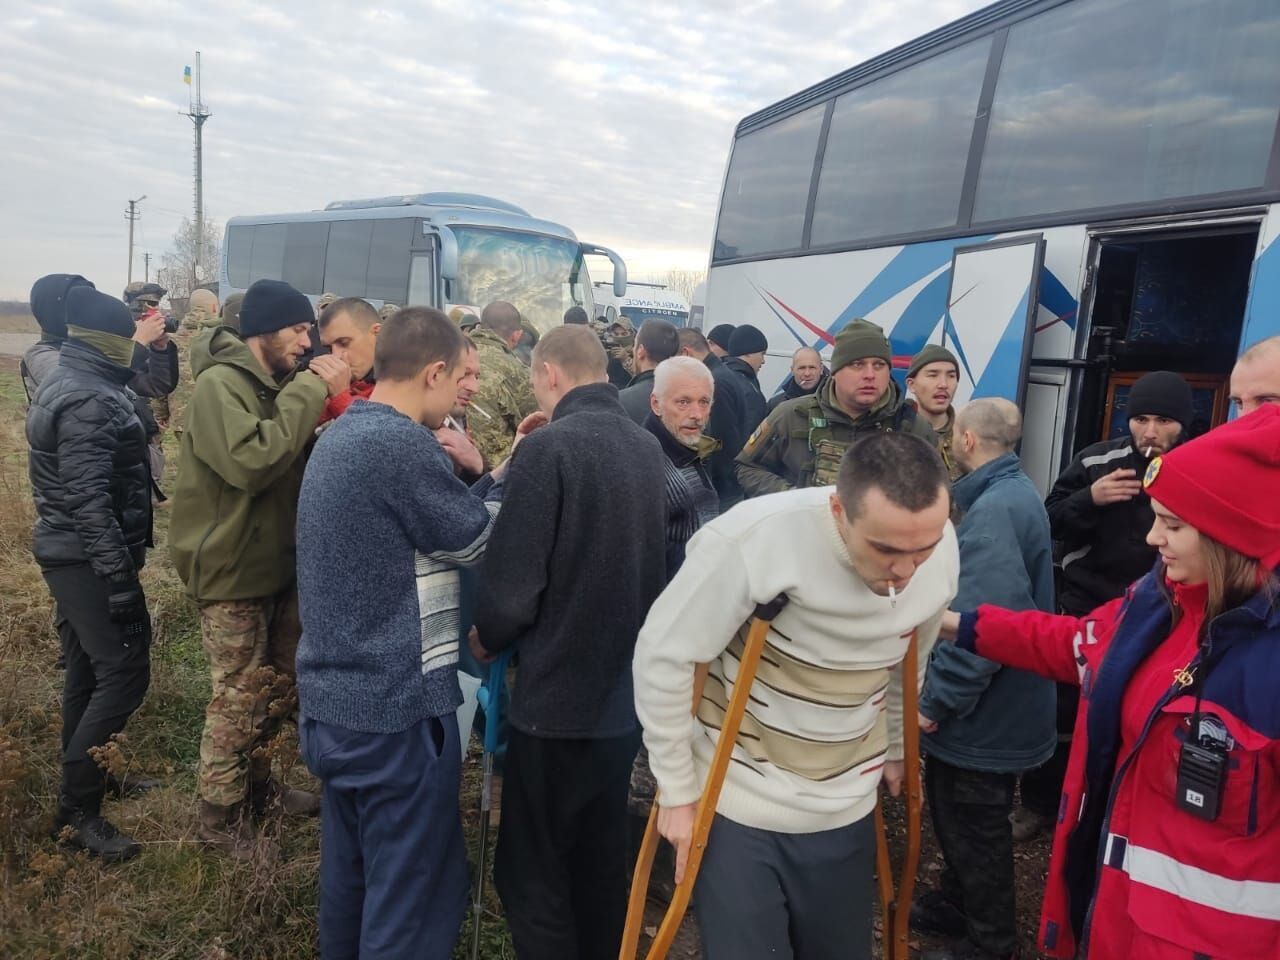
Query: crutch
875 631 923 960
469 650 511 960
620 596 789 960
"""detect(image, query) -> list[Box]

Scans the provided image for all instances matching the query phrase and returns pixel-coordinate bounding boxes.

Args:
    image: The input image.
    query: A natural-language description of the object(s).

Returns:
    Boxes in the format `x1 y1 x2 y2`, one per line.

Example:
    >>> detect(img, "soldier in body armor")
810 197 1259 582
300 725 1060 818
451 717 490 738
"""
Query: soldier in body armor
735 319 935 496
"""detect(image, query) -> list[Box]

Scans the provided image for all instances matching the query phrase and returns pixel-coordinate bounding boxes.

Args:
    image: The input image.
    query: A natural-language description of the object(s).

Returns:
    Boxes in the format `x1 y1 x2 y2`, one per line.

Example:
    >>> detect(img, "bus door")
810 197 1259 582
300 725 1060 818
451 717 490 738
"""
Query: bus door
940 234 1045 409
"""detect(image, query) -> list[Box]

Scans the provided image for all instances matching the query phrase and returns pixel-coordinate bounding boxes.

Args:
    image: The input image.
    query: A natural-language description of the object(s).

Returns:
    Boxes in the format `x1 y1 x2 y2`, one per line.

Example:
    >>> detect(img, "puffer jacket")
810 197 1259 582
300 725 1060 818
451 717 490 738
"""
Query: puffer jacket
26 340 149 579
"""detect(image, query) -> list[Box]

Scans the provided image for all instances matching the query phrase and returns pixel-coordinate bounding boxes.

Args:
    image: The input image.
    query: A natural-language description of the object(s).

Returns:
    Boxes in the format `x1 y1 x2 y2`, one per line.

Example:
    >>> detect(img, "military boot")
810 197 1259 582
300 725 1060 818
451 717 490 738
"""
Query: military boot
52 800 141 863
249 778 321 819
197 801 259 861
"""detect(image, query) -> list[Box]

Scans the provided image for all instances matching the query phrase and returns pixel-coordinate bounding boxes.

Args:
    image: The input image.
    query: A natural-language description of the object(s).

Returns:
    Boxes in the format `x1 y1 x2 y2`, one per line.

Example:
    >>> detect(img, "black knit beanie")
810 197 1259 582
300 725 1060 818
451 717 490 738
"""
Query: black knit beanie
1127 370 1193 427
238 279 314 338
707 323 737 351
907 343 959 380
831 319 891 370
728 324 768 356
30 274 94 340
65 286 136 338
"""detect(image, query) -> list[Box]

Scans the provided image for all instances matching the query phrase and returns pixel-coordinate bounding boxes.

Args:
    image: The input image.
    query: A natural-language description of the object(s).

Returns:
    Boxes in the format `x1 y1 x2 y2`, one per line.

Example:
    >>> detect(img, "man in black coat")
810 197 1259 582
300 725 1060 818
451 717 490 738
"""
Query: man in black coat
678 327 747 509
473 325 667 959
766 345 829 414
618 318 680 424
26 286 153 863
723 323 769 434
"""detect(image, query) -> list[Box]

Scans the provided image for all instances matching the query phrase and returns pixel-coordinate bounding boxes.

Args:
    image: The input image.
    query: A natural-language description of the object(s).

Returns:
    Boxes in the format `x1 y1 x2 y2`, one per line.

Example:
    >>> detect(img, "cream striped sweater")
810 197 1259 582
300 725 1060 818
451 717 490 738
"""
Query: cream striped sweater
633 486 958 833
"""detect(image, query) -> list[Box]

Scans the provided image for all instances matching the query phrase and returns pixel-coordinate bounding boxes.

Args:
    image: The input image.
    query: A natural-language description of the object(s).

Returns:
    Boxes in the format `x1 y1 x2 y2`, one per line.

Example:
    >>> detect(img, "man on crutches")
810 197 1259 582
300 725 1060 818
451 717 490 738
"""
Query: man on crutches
633 432 958 960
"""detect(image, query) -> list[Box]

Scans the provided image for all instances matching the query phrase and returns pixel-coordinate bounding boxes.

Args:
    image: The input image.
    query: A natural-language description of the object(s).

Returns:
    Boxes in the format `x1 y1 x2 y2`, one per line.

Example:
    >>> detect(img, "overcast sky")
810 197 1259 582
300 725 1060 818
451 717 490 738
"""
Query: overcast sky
0 0 989 300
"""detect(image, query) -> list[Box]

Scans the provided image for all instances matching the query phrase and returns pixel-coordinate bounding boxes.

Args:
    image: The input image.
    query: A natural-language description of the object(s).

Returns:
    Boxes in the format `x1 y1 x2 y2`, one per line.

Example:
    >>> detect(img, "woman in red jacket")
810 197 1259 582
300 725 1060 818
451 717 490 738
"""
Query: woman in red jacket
940 405 1280 959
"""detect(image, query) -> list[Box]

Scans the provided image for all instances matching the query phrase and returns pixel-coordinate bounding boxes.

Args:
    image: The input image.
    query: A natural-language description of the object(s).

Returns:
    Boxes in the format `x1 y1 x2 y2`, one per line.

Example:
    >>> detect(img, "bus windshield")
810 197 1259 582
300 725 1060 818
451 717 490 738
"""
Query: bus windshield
451 227 593 333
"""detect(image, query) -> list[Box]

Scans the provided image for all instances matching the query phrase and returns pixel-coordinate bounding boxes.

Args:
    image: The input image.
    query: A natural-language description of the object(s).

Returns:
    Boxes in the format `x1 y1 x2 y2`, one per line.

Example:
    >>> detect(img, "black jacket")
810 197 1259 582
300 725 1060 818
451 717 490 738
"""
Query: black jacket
703 353 747 509
476 383 667 738
1045 435 1164 615
618 369 656 425
722 356 768 436
766 369 830 414
26 340 150 580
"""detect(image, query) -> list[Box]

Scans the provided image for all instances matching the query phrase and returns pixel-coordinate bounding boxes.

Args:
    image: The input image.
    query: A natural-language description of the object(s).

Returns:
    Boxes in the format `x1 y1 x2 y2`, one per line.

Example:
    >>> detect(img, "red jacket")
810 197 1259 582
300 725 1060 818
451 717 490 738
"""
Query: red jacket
961 572 1280 959
319 379 374 424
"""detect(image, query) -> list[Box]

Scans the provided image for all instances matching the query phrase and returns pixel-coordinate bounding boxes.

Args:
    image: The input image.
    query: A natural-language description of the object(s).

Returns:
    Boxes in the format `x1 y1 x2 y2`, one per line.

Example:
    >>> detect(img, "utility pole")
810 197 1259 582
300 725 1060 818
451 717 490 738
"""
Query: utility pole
126 195 146 285
143 252 152 283
185 51 212 286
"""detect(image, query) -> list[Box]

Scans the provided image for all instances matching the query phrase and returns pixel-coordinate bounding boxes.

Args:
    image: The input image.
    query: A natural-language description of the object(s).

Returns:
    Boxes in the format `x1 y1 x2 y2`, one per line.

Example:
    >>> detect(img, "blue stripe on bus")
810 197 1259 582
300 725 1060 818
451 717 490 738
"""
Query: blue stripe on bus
1243 233 1280 349
973 287 1032 399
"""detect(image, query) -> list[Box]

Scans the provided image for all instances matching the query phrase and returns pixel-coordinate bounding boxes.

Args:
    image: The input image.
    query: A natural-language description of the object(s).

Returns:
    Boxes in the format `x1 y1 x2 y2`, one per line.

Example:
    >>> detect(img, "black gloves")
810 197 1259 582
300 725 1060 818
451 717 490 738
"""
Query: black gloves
106 574 149 641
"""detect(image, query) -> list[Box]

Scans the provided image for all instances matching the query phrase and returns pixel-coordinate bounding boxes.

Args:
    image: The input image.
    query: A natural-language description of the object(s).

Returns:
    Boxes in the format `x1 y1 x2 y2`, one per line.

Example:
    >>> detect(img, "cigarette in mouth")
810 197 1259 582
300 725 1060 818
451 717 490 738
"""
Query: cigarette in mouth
888 585 897 608
1145 446 1152 458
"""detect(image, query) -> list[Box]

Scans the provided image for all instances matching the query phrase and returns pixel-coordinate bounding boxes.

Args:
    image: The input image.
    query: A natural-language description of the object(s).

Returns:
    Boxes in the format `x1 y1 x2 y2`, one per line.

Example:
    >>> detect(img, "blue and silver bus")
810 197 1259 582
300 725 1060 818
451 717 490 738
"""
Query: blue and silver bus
704 0 1280 493
219 192 627 333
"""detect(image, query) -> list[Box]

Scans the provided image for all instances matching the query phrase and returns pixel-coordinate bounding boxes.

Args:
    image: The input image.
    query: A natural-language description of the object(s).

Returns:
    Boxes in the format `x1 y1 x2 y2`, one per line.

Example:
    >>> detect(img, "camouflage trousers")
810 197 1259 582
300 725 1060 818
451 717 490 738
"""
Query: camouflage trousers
197 589 300 807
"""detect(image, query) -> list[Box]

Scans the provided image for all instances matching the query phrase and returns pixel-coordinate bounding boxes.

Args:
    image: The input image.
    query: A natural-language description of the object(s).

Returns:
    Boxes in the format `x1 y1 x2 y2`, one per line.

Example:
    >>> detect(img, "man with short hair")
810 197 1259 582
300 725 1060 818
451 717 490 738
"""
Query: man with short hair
706 323 736 359
435 338 487 483
1229 335 1280 414
907 344 962 480
636 432 959 959
619 318 681 424
473 325 667 959
467 300 539 468
563 305 590 325
913 399 1055 960
1019 369 1193 841
296 307 504 960
766 345 827 414
169 278 352 858
318 297 381 422
679 327 747 509
724 324 769 432
736 319 935 496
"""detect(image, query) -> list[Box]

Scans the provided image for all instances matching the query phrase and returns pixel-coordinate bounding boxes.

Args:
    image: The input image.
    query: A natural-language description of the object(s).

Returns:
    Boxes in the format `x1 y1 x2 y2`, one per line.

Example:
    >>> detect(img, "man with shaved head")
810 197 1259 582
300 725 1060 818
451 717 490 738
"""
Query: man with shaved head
913 398 1055 960
1229 334 1280 415
472 324 666 958
468 300 538 469
318 297 382 423
766 345 827 413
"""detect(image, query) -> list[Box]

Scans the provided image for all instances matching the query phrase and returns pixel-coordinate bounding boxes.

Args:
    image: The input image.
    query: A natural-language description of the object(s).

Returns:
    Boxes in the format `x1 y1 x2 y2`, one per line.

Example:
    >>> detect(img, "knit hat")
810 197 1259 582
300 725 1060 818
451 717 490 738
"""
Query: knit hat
831 318 891 371
728 324 767 356
221 292 244 331
66 286 136 338
1143 405 1280 569
1126 370 1193 427
30 273 94 339
907 343 959 380
239 279 314 338
707 323 736 351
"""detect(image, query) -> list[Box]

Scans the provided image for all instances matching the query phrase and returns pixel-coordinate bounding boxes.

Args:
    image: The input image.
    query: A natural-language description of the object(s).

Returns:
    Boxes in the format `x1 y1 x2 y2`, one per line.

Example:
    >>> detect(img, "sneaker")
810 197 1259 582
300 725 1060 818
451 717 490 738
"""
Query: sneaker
1010 806 1052 843
910 888 969 938
53 807 141 863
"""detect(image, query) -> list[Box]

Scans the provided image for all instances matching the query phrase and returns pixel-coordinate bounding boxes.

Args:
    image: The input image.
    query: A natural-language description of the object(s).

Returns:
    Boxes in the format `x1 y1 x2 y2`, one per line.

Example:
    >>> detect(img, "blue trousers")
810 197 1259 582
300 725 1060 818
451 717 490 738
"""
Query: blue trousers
300 713 467 960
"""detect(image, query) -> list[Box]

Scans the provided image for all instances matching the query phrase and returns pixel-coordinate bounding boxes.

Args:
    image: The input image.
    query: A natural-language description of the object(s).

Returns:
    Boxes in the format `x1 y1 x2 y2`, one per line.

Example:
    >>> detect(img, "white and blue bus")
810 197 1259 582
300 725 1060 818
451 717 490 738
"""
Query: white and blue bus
704 0 1280 494
219 192 627 334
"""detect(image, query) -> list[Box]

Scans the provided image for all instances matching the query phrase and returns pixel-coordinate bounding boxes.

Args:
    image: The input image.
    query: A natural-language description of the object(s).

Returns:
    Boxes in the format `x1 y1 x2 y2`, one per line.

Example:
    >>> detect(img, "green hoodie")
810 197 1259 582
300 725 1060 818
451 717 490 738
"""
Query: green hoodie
169 326 328 602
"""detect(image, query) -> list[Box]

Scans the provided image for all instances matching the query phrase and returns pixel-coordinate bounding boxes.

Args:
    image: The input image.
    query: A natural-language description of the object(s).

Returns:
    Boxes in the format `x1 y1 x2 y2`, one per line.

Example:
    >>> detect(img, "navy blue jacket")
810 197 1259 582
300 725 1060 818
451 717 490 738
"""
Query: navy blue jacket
920 453 1057 772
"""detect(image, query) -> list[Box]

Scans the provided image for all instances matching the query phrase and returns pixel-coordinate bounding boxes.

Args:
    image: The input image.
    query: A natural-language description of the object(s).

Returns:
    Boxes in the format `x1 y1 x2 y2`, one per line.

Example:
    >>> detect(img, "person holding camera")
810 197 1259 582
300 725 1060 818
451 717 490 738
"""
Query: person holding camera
938 406 1280 959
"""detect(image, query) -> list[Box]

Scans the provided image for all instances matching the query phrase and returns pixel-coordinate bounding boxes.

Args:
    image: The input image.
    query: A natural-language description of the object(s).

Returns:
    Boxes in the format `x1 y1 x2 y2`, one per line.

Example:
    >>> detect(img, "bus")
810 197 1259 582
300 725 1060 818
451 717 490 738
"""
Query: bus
592 281 692 327
704 0 1280 494
219 192 627 333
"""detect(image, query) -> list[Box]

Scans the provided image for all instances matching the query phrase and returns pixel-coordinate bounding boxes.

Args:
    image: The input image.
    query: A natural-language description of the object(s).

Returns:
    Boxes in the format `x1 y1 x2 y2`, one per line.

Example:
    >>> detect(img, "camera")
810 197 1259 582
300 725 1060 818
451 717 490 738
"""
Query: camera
164 314 180 334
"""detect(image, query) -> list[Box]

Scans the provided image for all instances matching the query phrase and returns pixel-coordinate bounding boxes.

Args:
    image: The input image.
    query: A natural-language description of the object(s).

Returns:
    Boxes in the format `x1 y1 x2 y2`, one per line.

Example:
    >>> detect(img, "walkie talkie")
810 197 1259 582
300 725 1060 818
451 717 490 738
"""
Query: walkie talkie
1174 643 1227 823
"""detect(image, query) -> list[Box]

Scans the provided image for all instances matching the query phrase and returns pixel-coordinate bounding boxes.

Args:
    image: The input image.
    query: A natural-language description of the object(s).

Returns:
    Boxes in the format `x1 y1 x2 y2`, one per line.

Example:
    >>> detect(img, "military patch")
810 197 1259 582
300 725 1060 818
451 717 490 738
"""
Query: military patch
746 425 763 449
1143 456 1162 488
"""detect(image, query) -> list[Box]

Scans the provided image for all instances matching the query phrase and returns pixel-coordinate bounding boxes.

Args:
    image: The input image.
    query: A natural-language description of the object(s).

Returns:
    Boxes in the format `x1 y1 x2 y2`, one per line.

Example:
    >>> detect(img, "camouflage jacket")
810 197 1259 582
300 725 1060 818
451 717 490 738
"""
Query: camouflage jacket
468 327 538 467
932 406 962 481
734 377 936 497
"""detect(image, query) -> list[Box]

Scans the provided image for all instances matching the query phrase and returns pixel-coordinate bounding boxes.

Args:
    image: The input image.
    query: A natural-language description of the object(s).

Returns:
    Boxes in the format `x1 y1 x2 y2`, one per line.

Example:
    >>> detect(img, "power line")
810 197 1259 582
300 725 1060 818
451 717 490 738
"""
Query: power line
125 195 147 285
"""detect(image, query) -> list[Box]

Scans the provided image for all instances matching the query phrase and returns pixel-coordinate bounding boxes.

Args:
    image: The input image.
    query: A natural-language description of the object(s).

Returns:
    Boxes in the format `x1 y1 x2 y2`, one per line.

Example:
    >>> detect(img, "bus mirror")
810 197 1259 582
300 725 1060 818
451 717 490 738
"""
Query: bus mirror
581 243 627 298
424 224 458 282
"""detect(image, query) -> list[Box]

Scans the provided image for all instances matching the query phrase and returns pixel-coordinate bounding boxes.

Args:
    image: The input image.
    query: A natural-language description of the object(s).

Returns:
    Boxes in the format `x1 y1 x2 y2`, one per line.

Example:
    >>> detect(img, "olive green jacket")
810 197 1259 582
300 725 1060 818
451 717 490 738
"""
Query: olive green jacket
734 377 936 497
168 326 328 602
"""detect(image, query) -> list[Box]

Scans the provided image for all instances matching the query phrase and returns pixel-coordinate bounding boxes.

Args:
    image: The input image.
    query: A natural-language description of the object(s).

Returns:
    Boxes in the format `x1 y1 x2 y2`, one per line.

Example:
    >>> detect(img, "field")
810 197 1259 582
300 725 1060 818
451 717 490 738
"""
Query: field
0 339 1050 958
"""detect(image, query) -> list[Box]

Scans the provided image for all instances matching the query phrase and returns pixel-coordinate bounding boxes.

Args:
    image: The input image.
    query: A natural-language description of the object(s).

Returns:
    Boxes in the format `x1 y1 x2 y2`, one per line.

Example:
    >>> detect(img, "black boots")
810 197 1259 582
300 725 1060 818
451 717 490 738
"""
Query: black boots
52 801 141 863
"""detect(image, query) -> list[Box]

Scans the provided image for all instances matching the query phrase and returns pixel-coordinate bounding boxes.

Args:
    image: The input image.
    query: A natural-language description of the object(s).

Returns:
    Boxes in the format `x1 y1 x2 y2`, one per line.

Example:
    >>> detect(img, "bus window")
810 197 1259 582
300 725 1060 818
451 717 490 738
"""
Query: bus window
366 219 414 303
452 226 590 333
811 37 990 246
324 221 374 297
713 103 825 260
974 0 1280 223
226 225 253 288
408 254 435 308
249 223 287 284
283 222 328 294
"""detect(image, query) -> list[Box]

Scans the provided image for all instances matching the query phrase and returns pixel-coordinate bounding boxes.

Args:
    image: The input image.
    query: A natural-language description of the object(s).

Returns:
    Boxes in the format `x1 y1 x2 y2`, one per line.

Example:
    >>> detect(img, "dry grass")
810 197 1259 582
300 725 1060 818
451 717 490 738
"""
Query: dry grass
0 358 512 959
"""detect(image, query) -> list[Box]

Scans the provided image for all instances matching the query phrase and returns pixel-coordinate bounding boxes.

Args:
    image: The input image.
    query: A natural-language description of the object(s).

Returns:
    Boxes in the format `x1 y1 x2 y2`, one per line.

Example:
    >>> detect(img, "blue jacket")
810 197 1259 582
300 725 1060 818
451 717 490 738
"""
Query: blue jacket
920 453 1057 772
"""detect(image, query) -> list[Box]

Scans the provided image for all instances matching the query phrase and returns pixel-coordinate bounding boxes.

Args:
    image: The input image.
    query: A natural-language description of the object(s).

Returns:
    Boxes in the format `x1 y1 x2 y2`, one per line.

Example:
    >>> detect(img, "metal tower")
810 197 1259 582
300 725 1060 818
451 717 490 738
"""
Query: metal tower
185 51 212 283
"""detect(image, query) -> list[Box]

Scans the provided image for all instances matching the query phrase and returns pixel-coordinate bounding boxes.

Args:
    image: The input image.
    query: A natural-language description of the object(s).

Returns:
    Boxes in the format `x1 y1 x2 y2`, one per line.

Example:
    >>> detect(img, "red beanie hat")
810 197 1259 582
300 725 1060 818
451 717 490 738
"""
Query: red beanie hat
1143 405 1280 569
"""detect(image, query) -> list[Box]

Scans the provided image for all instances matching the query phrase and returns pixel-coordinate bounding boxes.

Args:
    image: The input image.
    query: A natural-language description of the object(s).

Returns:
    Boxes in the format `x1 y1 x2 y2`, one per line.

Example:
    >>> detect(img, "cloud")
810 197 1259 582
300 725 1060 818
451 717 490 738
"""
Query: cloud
0 0 988 297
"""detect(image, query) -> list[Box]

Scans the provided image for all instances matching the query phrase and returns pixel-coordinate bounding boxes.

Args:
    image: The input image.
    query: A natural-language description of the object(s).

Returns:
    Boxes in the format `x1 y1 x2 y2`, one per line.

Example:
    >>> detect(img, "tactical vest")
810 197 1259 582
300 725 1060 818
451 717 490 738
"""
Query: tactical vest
789 394 915 486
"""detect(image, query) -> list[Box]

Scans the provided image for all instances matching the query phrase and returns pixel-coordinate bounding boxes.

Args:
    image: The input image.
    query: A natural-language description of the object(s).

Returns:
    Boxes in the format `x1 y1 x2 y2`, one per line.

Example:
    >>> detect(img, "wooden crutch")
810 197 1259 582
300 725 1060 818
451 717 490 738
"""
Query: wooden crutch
875 630 923 960
620 596 788 960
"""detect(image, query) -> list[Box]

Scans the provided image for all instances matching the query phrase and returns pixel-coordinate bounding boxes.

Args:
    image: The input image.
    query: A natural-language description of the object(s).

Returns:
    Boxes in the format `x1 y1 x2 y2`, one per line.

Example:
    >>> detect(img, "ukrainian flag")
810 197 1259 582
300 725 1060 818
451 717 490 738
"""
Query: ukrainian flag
183 65 192 85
